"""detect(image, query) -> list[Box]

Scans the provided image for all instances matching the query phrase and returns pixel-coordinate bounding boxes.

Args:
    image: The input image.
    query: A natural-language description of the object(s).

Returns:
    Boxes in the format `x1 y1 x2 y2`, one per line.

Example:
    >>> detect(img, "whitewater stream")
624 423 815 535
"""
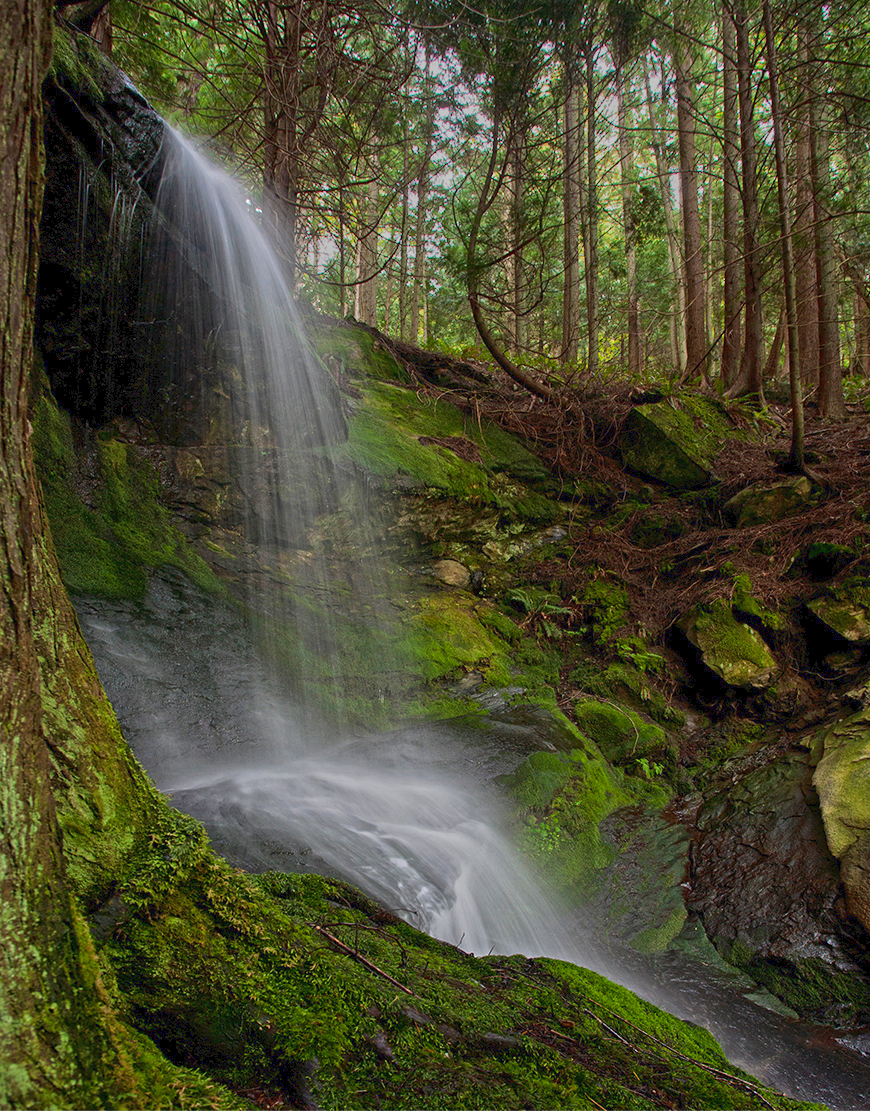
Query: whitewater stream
76 573 870 1110
73 123 870 1108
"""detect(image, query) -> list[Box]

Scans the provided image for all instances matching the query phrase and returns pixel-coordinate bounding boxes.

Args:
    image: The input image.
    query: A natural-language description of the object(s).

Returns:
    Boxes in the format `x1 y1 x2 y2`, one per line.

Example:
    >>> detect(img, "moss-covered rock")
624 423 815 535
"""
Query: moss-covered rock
617 395 740 490
573 698 671 768
812 708 870 931
676 600 780 690
32 384 222 599
724 477 813 527
806 577 870 645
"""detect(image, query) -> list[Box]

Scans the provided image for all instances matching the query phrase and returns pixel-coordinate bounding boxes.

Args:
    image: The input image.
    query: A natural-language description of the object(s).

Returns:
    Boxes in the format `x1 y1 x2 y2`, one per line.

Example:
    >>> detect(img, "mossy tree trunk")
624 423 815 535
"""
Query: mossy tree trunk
0 8 146 1106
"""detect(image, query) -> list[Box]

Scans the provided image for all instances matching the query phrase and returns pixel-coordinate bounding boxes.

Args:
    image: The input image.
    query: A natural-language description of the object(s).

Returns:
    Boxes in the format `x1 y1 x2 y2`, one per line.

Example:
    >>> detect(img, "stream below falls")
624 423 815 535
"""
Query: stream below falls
76 571 870 1109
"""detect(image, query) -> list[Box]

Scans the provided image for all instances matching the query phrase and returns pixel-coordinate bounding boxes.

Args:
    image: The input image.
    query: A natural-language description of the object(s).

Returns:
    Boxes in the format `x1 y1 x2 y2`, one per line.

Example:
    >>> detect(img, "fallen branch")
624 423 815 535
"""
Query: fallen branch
311 924 416 996
584 1005 779 1110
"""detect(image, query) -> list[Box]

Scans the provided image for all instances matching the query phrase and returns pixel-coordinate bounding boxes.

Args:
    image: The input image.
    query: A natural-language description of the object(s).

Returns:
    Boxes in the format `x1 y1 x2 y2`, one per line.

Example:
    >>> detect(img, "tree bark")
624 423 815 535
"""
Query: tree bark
355 170 379 326
674 32 708 383
727 0 765 398
616 57 640 377
505 123 528 354
812 81 846 418
721 5 741 389
411 39 433 345
762 0 804 470
561 77 582 365
0 8 142 1104
584 47 600 375
643 53 686 376
794 26 819 388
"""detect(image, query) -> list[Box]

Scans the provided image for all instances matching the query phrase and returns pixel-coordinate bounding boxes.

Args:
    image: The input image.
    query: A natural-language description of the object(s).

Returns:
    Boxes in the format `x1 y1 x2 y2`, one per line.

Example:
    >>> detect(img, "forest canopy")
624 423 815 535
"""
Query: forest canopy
69 0 870 434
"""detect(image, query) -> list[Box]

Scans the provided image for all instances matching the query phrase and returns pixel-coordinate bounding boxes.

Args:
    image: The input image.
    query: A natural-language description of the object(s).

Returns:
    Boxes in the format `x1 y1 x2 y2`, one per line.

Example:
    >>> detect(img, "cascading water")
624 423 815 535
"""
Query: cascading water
134 127 580 961
75 128 870 1108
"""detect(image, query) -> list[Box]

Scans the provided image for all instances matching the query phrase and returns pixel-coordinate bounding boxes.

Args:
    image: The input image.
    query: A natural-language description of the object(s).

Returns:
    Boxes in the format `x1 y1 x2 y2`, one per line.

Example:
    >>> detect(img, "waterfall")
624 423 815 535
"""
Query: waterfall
130 129 582 961
73 127 870 1107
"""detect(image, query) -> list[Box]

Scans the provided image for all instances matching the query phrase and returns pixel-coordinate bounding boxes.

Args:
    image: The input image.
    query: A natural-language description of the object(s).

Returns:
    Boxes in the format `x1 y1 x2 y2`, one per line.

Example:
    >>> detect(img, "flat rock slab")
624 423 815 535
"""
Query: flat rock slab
618 396 739 490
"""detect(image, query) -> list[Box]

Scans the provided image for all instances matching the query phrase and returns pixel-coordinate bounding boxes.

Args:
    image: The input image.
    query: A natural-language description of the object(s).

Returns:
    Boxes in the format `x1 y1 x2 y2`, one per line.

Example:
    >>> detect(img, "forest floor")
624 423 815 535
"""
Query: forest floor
372 326 870 644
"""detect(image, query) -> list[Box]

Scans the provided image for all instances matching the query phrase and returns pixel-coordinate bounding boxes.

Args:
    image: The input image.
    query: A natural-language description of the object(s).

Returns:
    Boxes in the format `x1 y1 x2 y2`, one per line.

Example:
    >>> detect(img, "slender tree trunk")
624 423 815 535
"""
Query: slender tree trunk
762 0 804 469
764 301 786 381
561 77 582 364
399 108 410 340
856 293 870 377
728 0 765 398
505 124 528 354
674 33 708 383
643 54 686 375
812 84 846 418
356 172 379 326
467 111 559 404
262 0 301 281
617 60 640 377
584 47 600 375
721 6 741 388
794 26 819 388
411 41 433 345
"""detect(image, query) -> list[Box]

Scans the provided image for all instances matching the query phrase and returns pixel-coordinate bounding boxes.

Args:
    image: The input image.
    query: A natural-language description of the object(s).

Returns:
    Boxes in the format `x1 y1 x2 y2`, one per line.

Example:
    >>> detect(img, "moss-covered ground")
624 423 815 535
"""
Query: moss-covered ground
33 308 870 1106
96 837 817 1111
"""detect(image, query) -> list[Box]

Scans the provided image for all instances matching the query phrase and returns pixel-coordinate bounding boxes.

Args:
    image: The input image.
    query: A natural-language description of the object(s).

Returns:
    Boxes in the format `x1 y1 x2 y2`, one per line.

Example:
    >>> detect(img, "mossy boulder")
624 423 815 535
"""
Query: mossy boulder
503 739 633 888
812 708 870 930
676 600 780 690
724 477 813 527
617 395 738 490
806 576 870 645
32 386 222 599
573 698 670 767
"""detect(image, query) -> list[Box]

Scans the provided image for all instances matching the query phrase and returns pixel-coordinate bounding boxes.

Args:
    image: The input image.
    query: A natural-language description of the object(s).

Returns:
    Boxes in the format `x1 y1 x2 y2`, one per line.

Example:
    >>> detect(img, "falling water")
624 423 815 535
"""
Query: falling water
76 129 870 1107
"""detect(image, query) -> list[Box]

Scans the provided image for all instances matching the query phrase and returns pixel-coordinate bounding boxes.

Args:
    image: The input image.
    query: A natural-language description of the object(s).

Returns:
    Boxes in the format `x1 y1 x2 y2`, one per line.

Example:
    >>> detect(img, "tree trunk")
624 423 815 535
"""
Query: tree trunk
643 53 686 376
584 47 600 375
728 0 765 398
399 104 410 340
617 59 640 377
0 8 144 1104
812 82 846 419
355 171 379 326
762 0 804 469
674 33 708 383
505 124 527 354
721 5 741 388
561 77 581 365
411 40 433 345
856 293 870 377
262 0 301 281
794 26 819 388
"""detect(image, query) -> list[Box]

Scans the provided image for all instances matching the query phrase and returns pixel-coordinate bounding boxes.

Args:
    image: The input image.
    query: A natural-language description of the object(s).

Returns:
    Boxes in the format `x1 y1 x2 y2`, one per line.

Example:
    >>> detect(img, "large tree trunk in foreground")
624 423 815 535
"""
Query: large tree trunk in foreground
0 12 168 1106
1 4 99 1102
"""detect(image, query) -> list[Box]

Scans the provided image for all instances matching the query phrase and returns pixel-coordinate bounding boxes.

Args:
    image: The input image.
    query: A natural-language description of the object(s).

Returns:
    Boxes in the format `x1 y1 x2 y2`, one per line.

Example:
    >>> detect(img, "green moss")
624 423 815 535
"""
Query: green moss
731 573 785 632
618 395 740 490
51 21 106 99
571 659 684 728
91 843 807 1111
309 321 411 384
678 600 779 689
32 391 224 599
720 942 870 1027
573 699 670 767
503 746 632 889
338 380 560 520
